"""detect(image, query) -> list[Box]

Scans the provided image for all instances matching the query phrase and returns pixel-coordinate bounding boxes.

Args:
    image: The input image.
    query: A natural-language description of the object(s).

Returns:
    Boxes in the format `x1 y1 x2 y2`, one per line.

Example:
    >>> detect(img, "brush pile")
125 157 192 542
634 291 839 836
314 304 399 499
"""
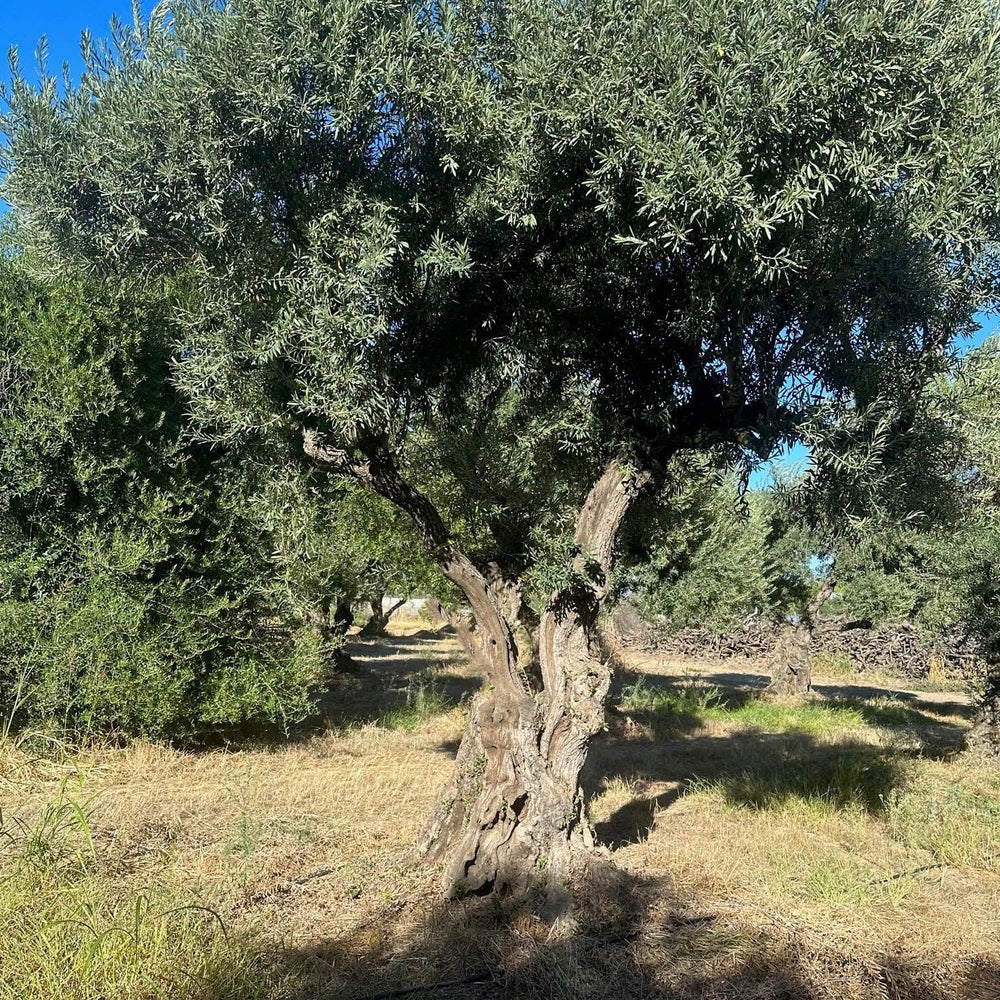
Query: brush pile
612 604 979 680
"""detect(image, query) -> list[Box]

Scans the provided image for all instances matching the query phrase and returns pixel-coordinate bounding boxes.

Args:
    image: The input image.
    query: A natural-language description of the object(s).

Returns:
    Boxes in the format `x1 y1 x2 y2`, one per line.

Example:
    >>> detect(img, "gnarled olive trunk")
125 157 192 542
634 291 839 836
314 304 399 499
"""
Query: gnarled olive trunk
969 669 1000 758
305 596 357 670
359 593 406 637
768 576 835 697
419 464 650 896
302 433 649 895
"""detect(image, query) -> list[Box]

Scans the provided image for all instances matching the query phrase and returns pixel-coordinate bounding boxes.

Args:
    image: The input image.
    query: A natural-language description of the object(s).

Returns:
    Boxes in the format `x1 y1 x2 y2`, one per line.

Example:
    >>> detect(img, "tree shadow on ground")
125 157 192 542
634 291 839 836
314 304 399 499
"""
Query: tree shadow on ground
586 667 969 849
616 655 975 722
611 664 971 724
266 861 999 1000
311 627 480 729
586 730 912 849
186 636 990 998
811 681 976 721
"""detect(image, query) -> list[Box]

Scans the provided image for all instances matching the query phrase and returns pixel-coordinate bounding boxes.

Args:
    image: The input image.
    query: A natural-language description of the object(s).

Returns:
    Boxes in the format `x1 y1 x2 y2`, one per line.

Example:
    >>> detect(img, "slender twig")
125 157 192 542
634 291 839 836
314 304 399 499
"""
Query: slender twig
866 862 947 886
367 972 493 1000
292 867 335 885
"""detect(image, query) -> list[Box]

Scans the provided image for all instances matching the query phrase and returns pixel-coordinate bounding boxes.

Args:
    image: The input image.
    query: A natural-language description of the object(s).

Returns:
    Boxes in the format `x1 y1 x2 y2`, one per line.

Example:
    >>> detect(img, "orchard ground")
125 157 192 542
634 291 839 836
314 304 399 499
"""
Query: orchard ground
2 618 999 1000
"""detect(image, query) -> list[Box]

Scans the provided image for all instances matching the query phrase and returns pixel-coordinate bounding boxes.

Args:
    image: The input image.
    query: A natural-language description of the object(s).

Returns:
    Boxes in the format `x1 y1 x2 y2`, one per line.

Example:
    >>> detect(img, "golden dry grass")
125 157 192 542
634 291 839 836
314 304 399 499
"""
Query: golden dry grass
2 621 999 1000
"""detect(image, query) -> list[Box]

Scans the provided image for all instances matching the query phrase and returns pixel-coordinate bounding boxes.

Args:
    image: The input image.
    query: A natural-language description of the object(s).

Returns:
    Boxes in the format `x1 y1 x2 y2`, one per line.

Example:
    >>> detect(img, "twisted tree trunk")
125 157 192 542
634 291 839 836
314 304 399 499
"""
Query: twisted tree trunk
768 576 835 697
359 593 407 637
968 667 1000 758
305 595 357 670
419 464 650 896
302 432 649 895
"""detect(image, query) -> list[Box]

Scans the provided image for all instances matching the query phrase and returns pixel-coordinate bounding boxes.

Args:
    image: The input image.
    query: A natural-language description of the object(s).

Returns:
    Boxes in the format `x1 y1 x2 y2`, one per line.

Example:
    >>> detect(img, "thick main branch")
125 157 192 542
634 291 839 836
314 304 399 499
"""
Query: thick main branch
303 427 524 698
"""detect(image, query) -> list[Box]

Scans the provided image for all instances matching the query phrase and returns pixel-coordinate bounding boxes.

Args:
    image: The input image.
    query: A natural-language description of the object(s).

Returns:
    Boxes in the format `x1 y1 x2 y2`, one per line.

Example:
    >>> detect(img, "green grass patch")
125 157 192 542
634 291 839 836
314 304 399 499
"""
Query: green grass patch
767 851 916 908
690 749 908 815
617 678 719 732
842 697 936 728
617 678 877 737
378 678 453 732
0 877 273 1000
716 699 868 736
0 782 277 1000
887 771 1000 871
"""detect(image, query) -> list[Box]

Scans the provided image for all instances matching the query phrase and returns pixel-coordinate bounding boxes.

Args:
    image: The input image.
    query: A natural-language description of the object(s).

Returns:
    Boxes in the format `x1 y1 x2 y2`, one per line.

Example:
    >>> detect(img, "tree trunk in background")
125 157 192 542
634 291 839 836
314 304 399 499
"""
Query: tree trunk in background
968 668 1000 758
768 577 836 697
419 463 650 896
359 593 406 637
333 597 355 635
304 596 357 670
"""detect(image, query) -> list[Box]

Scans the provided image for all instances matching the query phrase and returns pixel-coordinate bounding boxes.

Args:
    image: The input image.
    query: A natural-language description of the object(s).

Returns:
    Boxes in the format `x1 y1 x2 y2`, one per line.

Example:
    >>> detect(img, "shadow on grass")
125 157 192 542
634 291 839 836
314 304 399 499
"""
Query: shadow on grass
265 861 999 1000
586 667 969 850
317 628 481 731
810 682 976 722
586 730 911 850
708 742 907 813
317 669 478 733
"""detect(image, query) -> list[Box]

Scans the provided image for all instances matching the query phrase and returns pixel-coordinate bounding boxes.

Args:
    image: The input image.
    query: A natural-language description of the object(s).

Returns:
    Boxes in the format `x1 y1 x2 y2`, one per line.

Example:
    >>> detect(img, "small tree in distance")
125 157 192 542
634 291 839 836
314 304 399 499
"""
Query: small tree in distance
765 366 971 695
4 0 999 898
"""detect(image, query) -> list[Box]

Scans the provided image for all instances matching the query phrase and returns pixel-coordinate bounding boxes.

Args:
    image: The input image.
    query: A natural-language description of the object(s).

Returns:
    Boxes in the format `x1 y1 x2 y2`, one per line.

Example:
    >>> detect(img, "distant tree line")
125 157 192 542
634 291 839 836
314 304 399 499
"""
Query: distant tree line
622 342 1000 704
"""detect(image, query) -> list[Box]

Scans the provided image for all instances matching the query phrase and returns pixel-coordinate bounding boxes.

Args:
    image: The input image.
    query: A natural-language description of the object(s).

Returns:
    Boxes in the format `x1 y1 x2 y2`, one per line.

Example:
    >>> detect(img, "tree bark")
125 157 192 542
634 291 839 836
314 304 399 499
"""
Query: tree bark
768 576 836 697
304 596 357 670
968 668 1000 758
333 597 355 634
302 432 649 895
419 463 650 896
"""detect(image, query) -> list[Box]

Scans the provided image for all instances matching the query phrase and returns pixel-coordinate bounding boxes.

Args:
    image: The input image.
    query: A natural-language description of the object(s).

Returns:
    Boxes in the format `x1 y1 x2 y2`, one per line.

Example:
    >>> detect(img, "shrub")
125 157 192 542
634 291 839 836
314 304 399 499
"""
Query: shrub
0 265 324 738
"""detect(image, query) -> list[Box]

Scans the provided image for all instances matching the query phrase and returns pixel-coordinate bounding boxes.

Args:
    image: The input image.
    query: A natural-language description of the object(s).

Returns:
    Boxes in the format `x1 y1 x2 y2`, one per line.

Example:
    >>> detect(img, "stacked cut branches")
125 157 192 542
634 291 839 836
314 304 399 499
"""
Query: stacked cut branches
613 606 978 680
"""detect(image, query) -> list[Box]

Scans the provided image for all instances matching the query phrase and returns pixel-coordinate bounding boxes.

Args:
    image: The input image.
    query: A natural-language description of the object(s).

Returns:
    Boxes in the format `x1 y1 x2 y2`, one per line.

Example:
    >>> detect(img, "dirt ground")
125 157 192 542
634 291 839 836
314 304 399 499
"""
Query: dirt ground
3 619 999 1000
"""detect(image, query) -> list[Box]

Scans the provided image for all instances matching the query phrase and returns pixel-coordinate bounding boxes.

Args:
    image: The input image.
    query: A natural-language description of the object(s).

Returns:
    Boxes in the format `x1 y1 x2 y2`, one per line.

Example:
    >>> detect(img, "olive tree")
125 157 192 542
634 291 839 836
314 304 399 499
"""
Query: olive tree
765 366 971 694
257 471 441 647
619 464 815 635
932 341 1000 752
4 0 999 895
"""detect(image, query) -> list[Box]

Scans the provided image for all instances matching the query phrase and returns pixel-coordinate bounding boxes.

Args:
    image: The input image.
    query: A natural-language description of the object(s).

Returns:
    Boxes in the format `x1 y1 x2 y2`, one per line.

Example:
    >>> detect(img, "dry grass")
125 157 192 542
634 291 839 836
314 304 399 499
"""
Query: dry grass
2 622 999 1000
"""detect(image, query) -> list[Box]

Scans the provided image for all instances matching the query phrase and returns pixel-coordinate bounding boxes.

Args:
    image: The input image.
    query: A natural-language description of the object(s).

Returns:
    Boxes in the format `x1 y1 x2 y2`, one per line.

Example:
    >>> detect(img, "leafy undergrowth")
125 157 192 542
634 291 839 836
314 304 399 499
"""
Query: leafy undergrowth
2 626 998 1000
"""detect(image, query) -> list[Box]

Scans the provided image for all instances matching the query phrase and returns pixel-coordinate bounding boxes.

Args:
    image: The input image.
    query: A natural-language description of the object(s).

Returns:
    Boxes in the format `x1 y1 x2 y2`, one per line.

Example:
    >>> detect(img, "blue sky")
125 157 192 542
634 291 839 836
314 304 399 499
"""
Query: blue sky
754 314 1000 486
0 2 144 83
3 1 998 488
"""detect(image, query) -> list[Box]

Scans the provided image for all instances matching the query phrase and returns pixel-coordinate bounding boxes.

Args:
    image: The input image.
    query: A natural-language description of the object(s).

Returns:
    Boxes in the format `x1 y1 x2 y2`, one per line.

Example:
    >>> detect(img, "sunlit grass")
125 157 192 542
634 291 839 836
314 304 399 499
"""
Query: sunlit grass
715 699 868 736
887 769 1000 872
1 630 993 1000
0 778 276 1000
617 678 875 737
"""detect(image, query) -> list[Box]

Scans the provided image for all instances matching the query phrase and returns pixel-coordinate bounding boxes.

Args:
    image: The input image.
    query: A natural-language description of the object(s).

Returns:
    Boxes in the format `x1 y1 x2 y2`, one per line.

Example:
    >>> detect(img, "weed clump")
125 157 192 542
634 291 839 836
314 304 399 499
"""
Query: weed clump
0 778 275 1000
379 678 453 732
